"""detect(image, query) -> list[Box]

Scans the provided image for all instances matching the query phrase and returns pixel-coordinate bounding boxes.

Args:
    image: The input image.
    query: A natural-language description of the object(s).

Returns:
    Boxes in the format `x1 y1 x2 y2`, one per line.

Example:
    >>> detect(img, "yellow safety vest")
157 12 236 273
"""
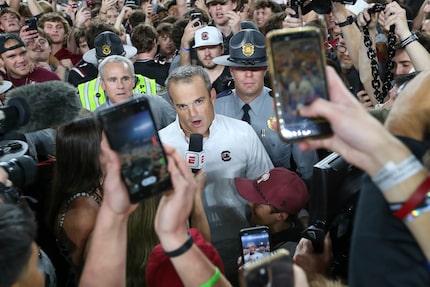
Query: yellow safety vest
78 74 158 111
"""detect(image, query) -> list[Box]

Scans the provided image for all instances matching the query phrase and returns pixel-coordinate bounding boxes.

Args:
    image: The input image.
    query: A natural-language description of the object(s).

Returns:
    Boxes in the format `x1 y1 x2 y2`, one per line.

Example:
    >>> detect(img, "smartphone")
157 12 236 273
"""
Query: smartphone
191 12 202 27
240 226 271 265
266 27 332 142
239 249 293 287
25 17 38 31
97 97 172 203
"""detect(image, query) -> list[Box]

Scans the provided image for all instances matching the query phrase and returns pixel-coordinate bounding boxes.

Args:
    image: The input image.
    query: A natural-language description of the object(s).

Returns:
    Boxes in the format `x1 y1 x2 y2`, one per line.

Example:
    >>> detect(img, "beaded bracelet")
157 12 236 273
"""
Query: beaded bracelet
403 205 430 223
393 176 430 220
164 233 194 258
200 267 221 287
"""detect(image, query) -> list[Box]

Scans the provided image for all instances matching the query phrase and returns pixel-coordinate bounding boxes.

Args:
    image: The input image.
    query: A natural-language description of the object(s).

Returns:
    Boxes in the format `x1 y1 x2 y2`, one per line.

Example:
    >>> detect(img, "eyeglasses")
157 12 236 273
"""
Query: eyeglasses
336 44 347 54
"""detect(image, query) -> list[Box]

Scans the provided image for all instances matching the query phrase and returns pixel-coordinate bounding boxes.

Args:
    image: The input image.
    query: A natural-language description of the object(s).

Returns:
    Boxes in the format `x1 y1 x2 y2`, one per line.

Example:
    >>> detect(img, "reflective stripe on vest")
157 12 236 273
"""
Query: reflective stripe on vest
78 78 107 111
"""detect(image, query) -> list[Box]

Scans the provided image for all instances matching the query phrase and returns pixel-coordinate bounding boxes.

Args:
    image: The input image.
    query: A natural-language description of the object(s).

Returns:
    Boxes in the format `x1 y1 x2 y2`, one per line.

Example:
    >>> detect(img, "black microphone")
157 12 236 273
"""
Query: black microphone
5 81 82 134
0 97 30 135
185 133 204 173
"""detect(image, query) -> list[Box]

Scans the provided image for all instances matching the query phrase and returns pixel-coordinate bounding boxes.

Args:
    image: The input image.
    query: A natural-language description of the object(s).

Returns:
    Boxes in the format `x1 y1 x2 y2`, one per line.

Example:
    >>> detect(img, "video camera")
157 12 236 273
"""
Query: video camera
289 0 357 15
302 152 363 280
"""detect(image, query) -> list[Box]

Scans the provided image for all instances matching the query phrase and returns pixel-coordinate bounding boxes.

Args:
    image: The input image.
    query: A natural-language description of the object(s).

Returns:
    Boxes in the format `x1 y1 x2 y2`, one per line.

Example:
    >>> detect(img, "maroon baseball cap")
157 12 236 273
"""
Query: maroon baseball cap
234 167 309 215
146 228 224 287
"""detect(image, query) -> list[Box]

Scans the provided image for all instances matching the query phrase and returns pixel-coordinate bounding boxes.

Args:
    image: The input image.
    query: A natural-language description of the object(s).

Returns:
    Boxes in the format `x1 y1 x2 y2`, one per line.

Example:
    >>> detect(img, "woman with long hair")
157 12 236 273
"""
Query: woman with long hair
46 116 103 285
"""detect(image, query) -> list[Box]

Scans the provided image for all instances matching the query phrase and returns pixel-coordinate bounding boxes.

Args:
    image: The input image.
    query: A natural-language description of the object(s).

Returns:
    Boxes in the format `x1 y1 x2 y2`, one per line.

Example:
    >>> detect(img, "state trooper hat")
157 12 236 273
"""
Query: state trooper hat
83 31 137 65
212 29 267 68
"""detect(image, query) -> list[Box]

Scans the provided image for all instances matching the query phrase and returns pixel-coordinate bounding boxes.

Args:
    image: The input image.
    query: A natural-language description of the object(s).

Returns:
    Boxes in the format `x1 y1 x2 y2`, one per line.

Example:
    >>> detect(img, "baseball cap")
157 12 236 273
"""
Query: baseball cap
83 31 137 65
345 0 368 15
206 0 227 5
0 80 12 94
212 29 267 68
193 26 223 48
234 167 309 215
146 228 224 287
124 0 139 8
0 33 25 55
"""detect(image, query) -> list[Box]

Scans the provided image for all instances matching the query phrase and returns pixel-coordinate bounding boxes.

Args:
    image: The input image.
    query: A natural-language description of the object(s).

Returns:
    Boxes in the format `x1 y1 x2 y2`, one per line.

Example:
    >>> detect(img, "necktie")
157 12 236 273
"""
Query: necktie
242 104 251 124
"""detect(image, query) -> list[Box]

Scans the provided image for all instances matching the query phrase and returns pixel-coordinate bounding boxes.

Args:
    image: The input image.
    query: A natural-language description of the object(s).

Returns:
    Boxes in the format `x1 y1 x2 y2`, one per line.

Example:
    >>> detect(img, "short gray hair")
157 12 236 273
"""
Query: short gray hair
166 65 212 94
98 55 135 80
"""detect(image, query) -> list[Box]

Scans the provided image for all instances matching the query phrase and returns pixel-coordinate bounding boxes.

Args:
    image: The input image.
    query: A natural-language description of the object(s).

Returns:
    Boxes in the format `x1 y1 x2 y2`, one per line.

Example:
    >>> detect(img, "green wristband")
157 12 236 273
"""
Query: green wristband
200 267 221 287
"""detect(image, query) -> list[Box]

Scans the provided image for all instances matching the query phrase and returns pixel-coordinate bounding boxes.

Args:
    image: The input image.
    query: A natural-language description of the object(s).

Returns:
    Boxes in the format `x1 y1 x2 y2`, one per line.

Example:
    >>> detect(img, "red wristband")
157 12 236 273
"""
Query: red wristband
393 175 430 220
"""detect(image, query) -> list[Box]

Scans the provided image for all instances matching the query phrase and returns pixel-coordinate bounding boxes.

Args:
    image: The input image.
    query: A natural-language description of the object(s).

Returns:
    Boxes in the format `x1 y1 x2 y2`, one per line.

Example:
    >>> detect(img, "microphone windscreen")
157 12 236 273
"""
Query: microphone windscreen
6 81 82 133
189 133 203 152
7 98 30 126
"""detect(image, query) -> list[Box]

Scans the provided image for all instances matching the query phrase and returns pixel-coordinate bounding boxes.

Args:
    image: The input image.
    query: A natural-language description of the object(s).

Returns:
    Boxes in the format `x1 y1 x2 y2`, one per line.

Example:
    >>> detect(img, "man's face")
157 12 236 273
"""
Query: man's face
337 38 352 70
169 75 215 137
106 8 119 25
253 7 272 28
168 5 178 16
26 36 51 63
393 49 414 77
248 202 277 226
158 34 175 57
78 37 89 54
208 0 237 27
0 12 20 33
100 62 135 104
16 243 45 287
116 0 125 9
248 244 256 254
230 66 266 99
43 21 66 44
0 40 29 78
196 45 223 69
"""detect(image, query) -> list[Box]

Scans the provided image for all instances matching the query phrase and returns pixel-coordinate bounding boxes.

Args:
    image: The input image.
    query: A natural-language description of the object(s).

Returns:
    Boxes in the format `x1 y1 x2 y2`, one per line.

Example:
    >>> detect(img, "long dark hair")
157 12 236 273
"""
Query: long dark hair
47 116 103 230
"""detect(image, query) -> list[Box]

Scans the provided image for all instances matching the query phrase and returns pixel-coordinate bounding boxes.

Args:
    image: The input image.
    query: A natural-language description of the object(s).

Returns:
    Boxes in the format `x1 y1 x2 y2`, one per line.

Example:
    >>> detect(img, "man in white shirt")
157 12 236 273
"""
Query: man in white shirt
159 65 273 284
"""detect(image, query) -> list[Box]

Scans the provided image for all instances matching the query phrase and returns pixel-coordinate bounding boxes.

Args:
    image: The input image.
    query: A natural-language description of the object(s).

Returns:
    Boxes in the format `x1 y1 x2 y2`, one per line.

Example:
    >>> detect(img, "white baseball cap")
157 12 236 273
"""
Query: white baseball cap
345 0 368 16
193 26 223 48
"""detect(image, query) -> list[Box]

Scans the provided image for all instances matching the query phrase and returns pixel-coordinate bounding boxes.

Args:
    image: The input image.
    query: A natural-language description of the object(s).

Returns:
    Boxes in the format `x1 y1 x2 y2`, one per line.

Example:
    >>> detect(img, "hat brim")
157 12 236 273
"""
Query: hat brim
212 55 267 68
234 178 266 205
0 80 12 94
82 45 137 65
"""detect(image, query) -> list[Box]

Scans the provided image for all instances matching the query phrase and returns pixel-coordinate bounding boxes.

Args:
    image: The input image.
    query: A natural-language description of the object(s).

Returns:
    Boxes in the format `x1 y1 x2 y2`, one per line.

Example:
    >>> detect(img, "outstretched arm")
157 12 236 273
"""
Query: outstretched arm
299 67 430 260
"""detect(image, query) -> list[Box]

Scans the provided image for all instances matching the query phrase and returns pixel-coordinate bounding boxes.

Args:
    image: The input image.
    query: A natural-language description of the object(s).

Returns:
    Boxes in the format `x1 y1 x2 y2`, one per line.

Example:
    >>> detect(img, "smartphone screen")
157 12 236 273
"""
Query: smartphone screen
240 249 293 287
266 27 332 142
240 226 271 265
97 98 172 203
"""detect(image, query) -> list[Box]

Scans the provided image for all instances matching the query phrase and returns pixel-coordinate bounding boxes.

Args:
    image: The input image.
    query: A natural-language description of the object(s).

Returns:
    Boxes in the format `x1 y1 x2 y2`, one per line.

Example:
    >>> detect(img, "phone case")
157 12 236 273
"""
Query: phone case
266 26 332 142
239 249 292 287
96 97 172 203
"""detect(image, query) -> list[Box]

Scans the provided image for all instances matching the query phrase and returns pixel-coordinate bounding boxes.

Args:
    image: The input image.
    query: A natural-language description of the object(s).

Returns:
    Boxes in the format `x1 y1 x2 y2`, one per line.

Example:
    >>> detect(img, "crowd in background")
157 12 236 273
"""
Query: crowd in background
1 0 430 286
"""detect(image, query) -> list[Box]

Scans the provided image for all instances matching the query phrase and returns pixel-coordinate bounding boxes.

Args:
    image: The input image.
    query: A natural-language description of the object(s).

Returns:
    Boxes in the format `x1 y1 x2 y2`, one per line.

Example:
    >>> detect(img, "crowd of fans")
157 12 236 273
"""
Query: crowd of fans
0 0 430 286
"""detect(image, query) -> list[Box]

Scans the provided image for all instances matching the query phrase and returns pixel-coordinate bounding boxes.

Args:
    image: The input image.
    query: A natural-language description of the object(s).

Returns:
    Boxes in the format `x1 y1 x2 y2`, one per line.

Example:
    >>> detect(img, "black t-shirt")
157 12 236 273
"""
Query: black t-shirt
68 60 98 87
349 136 430 286
134 59 170 87
212 66 233 94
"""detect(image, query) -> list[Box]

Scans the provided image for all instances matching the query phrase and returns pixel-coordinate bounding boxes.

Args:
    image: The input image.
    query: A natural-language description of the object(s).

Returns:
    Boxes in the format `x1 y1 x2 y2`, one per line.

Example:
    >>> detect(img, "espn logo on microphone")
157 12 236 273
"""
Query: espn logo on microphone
184 151 205 169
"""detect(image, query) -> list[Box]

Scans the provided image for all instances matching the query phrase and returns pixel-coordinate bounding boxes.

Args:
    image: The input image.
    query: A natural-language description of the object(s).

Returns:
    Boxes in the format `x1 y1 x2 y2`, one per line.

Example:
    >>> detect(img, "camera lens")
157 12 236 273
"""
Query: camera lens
0 155 36 187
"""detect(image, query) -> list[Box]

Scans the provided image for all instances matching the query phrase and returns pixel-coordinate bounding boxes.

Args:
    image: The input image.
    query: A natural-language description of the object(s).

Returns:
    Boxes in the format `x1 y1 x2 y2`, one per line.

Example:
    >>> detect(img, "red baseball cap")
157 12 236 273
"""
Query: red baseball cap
234 167 309 215
146 228 224 287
